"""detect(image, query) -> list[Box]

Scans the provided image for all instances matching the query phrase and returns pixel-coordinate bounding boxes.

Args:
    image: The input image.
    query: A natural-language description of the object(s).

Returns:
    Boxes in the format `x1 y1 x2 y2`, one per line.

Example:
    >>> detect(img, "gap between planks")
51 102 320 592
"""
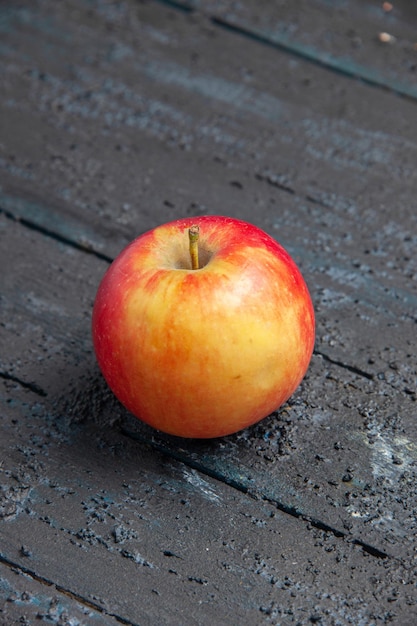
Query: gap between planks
0 553 140 626
119 427 391 561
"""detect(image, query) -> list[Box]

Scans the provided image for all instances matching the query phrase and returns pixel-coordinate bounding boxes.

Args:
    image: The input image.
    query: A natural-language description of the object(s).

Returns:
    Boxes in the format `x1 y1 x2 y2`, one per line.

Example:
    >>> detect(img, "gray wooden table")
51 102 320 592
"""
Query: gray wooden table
1 1 417 624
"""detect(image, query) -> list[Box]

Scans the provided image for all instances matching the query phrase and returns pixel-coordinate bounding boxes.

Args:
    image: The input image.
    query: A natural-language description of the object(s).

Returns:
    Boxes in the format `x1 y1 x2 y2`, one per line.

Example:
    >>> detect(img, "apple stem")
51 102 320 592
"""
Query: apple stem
188 225 200 270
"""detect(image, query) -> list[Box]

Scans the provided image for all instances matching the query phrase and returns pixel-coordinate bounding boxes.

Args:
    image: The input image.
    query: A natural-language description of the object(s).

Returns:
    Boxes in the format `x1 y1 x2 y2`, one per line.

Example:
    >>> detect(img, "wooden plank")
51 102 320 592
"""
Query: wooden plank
162 0 417 99
1 219 416 623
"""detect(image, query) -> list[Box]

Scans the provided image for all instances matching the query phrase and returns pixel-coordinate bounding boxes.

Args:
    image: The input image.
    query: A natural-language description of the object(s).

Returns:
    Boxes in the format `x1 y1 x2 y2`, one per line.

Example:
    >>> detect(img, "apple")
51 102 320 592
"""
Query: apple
92 216 315 438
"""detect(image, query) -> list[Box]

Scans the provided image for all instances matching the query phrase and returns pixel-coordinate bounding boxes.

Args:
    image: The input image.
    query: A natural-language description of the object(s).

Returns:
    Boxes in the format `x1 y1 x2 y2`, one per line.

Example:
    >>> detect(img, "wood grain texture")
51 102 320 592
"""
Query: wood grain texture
1 0 417 622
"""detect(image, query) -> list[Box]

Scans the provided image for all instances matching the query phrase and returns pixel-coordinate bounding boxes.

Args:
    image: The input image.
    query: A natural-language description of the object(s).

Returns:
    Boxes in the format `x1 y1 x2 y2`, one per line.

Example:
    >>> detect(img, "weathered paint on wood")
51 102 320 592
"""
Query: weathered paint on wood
1 0 417 623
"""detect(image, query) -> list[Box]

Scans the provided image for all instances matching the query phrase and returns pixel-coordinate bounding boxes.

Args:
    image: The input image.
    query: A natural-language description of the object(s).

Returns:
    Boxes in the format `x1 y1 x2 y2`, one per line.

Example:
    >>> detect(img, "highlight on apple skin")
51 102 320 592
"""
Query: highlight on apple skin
92 215 315 439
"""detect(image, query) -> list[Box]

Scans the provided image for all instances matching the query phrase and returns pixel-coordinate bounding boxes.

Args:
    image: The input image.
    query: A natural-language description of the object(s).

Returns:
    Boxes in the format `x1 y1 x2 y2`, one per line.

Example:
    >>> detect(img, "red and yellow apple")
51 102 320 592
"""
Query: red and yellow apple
92 216 315 438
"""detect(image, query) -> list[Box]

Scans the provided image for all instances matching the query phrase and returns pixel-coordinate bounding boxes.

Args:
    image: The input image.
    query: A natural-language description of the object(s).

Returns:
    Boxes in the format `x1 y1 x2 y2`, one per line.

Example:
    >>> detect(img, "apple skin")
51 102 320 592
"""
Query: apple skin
92 216 315 439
